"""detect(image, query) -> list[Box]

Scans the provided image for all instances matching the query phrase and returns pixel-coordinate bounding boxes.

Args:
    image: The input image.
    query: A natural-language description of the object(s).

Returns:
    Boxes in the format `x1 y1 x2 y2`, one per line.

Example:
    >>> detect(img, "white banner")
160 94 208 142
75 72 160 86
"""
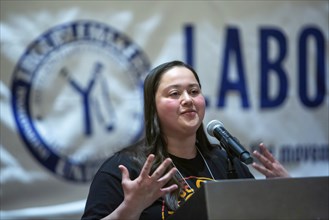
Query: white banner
1 1 328 219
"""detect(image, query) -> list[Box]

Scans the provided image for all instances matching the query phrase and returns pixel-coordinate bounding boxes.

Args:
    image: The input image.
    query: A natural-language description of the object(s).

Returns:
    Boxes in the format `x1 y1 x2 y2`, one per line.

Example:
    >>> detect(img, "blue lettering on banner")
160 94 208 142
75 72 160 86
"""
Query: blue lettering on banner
250 142 329 164
184 24 326 110
217 27 250 108
184 24 194 67
298 26 326 108
279 143 329 163
260 27 288 109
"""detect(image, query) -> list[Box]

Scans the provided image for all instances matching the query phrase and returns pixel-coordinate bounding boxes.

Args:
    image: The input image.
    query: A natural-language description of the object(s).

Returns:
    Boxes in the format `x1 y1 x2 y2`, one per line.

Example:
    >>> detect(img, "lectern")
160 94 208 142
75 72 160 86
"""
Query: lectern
168 176 329 220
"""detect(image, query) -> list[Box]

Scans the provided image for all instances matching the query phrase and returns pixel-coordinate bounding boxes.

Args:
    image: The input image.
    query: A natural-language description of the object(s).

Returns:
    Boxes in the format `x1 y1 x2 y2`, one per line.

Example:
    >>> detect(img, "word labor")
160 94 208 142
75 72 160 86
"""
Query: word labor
184 25 326 109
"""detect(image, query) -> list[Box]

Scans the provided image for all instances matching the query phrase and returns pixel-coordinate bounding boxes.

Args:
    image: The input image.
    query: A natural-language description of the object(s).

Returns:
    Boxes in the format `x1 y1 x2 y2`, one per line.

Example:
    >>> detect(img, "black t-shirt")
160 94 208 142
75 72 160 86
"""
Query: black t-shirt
81 147 254 220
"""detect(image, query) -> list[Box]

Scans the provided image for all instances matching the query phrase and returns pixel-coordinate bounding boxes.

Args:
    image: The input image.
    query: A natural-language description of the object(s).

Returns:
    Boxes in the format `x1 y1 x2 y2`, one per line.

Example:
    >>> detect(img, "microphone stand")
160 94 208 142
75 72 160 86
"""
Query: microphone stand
221 142 238 179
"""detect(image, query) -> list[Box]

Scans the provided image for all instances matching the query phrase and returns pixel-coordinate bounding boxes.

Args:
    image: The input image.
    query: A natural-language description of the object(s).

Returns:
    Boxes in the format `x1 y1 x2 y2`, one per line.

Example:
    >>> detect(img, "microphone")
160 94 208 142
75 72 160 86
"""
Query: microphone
207 120 253 164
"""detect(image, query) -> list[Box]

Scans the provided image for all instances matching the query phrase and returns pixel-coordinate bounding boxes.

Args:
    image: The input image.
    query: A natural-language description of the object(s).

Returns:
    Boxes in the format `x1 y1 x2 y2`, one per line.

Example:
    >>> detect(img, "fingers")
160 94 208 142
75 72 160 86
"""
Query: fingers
253 151 272 170
138 154 177 185
253 143 276 169
157 166 177 183
252 143 291 178
119 165 130 182
151 158 174 180
251 162 273 177
259 143 275 163
160 183 178 194
158 166 178 195
140 154 155 178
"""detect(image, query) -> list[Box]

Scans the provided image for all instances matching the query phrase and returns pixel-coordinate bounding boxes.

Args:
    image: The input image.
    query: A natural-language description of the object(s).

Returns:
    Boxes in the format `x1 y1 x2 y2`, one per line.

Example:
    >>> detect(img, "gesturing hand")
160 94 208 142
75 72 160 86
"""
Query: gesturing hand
252 143 290 178
118 154 178 216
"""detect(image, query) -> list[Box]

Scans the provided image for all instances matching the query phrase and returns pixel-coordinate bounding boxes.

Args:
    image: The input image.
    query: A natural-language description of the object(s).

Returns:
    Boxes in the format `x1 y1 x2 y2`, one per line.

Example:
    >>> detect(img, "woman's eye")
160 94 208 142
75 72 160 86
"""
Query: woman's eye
169 91 179 97
190 89 200 95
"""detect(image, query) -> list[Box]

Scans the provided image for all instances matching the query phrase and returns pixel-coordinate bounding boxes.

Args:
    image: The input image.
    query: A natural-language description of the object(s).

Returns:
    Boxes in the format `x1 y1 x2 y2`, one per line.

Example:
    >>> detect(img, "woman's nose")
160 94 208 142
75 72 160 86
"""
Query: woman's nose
181 91 193 105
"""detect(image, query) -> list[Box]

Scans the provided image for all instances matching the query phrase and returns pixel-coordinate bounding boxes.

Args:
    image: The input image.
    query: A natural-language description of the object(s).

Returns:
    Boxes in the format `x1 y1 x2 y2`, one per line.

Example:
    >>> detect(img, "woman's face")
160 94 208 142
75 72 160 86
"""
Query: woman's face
155 66 205 137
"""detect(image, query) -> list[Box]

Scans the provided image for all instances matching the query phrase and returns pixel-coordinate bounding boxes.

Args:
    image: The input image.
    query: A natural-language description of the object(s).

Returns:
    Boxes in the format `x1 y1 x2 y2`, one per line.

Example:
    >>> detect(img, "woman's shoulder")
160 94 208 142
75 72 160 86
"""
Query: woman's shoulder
96 140 146 177
98 151 134 173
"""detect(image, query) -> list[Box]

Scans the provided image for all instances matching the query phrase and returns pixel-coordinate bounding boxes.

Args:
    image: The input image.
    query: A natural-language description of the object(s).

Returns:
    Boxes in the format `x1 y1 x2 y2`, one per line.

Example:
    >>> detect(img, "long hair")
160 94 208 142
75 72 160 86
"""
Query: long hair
122 60 215 210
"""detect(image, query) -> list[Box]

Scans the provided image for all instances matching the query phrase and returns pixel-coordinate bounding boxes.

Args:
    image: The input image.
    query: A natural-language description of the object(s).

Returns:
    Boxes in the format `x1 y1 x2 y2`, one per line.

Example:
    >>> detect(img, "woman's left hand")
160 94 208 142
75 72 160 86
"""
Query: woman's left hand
252 143 290 178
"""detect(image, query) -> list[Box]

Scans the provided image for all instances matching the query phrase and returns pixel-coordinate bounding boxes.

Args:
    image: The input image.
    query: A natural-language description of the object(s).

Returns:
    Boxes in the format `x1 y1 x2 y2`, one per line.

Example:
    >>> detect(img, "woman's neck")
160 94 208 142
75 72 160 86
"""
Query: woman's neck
166 135 197 159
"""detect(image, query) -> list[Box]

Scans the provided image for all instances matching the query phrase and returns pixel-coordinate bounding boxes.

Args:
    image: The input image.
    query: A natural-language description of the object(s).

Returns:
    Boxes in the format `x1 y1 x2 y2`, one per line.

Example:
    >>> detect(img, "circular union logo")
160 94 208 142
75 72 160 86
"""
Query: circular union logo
11 20 150 182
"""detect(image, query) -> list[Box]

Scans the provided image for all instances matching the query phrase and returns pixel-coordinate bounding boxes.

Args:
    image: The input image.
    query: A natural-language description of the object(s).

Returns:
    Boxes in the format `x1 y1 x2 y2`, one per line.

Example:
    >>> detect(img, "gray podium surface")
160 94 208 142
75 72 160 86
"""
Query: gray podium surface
169 176 329 220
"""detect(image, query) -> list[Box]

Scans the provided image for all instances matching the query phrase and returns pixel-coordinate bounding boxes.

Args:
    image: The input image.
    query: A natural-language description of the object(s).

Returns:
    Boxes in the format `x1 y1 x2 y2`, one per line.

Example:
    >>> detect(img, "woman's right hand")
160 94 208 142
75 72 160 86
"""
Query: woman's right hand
252 143 290 178
102 154 178 220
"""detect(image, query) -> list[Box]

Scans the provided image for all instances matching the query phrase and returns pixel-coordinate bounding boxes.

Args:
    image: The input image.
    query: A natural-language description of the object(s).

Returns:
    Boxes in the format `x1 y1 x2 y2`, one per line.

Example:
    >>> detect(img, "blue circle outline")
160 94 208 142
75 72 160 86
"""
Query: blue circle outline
11 20 150 182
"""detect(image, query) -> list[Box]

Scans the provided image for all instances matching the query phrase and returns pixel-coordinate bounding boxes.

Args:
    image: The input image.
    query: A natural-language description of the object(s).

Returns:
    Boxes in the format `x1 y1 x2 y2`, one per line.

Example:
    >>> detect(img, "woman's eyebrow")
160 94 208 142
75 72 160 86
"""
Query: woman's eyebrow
165 83 199 89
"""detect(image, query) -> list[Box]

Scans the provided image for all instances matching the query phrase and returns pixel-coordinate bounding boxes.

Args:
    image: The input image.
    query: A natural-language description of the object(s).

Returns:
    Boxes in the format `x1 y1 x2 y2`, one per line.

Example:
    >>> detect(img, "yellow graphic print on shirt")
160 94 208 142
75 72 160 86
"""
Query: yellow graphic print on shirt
161 176 214 219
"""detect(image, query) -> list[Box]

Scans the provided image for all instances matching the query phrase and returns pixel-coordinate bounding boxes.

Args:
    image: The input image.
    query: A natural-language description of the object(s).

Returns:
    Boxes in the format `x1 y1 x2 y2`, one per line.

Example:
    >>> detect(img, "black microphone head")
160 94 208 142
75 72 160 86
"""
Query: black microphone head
206 120 224 137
